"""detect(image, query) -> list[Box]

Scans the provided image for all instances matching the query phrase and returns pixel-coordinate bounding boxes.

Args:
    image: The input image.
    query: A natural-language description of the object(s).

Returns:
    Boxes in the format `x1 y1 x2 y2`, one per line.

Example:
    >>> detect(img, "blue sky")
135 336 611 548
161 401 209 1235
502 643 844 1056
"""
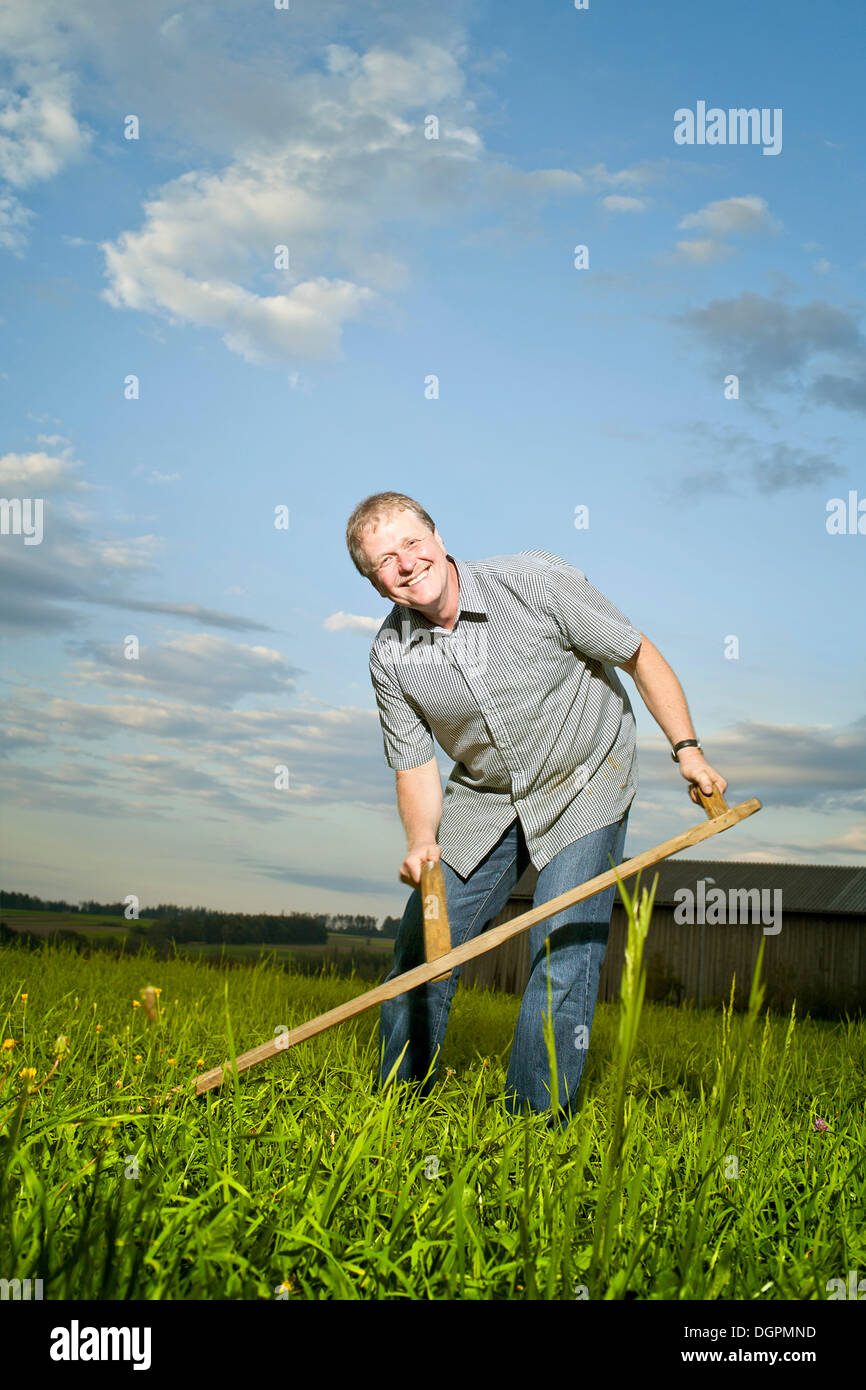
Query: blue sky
1 0 864 921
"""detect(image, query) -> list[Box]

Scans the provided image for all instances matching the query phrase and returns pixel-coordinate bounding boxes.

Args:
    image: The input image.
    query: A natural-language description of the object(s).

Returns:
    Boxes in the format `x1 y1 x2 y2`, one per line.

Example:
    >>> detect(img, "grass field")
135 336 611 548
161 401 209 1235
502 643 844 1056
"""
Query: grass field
0 878 863 1301
179 938 390 959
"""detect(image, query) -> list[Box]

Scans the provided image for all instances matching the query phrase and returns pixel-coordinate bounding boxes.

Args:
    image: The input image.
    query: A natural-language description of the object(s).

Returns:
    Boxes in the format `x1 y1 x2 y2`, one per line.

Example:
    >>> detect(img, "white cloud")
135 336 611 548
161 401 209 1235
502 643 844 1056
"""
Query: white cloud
0 71 90 188
95 535 163 570
97 35 597 365
600 195 646 213
486 167 584 197
819 825 866 855
0 39 91 252
582 161 666 189
672 196 780 268
672 238 735 265
287 371 314 393
0 192 33 253
97 38 486 362
0 450 87 491
70 632 298 705
677 195 780 238
0 685 392 825
324 611 385 633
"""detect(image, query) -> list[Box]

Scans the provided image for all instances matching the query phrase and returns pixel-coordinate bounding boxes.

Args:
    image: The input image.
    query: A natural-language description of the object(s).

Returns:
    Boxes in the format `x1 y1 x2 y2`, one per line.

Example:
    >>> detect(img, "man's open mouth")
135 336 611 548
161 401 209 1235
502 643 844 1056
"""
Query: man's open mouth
405 565 432 588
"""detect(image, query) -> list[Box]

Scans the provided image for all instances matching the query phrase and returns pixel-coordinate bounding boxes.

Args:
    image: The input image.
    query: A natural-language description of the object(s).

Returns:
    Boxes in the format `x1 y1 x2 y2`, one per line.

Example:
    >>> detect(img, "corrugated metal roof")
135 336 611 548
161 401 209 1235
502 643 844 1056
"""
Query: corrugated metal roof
511 859 866 916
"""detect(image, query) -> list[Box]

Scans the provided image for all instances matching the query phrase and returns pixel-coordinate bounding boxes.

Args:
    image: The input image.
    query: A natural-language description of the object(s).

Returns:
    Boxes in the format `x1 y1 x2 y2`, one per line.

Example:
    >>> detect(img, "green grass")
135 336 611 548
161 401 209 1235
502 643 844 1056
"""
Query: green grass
0 877 863 1300
179 938 390 959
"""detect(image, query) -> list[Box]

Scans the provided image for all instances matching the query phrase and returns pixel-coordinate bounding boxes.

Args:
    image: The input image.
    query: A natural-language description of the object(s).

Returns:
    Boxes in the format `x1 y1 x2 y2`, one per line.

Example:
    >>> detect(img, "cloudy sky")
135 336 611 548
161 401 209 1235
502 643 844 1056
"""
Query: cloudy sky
1 0 864 922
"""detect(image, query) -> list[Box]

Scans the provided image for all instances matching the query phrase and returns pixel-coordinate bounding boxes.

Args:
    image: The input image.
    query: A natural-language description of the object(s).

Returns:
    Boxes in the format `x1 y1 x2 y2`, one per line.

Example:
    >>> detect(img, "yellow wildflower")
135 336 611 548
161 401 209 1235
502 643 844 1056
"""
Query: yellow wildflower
132 1000 140 1009
167 1057 177 1066
95 1024 102 1033
196 1059 204 1068
19 1067 36 1080
20 994 28 1004
1 1039 15 1051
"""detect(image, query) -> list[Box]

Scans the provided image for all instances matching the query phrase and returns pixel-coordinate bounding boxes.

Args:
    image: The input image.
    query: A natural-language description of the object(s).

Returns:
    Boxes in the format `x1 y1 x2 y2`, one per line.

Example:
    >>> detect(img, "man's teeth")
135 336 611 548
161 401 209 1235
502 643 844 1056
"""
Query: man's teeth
407 567 430 586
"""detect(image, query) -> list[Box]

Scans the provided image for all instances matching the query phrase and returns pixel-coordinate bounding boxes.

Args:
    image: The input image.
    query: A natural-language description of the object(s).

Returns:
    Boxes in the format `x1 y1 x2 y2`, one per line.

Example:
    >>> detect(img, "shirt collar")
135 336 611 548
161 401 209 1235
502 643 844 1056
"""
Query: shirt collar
398 553 487 644
449 554 486 620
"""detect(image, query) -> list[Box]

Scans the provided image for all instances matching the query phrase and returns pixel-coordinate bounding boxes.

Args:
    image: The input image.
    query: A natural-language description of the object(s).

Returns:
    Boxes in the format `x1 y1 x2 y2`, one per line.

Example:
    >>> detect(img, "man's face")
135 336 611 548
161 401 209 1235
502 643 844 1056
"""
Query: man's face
361 509 451 615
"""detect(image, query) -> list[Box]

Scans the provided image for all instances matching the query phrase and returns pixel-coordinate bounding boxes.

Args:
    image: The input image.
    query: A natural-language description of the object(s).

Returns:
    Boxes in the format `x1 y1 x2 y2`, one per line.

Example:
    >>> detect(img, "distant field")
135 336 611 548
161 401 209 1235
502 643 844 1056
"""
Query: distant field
0 909 155 937
0 910 394 958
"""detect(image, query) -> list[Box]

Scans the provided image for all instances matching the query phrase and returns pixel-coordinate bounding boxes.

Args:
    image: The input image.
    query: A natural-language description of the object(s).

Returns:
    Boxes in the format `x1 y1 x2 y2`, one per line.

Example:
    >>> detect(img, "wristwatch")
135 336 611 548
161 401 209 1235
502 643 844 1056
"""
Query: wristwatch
671 739 702 762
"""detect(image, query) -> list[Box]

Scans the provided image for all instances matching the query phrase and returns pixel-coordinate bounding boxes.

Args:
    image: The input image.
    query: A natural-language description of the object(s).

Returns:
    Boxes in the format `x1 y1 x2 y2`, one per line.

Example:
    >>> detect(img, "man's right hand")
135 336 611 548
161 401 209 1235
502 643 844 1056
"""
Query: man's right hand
400 843 441 887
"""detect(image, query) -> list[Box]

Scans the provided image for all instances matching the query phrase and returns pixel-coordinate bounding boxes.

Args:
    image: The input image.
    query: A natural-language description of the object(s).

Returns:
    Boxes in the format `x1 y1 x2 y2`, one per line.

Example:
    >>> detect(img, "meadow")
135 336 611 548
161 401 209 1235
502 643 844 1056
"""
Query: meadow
0 878 863 1301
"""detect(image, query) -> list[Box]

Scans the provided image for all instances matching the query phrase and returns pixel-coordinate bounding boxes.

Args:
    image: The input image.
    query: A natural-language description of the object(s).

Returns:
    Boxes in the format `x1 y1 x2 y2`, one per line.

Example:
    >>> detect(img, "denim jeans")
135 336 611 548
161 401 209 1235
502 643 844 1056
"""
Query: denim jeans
376 809 629 1130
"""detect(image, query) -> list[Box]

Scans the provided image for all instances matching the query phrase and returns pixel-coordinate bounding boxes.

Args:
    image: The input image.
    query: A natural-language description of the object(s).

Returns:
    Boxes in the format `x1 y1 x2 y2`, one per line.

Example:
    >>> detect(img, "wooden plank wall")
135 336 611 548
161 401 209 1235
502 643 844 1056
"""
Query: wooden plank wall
457 905 865 1015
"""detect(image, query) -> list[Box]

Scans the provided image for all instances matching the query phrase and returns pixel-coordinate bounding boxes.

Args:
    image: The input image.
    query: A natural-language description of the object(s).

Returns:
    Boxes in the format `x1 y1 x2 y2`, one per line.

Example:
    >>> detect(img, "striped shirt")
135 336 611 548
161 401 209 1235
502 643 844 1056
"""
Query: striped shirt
368 549 642 879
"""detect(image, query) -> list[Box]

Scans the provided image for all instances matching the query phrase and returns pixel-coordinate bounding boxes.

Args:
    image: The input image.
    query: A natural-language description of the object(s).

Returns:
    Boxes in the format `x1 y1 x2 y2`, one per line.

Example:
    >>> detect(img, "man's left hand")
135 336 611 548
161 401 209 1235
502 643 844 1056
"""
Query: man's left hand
675 747 727 805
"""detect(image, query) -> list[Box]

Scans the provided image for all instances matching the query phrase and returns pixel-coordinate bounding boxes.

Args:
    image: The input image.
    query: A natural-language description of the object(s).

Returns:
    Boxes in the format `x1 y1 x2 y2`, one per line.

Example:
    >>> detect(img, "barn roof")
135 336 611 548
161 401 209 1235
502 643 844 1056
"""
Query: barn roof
511 860 866 916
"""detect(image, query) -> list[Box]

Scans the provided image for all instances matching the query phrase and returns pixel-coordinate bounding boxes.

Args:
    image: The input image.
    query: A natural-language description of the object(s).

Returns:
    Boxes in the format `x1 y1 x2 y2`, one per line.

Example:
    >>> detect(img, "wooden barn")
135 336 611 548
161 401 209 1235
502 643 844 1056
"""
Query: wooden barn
458 860 866 1017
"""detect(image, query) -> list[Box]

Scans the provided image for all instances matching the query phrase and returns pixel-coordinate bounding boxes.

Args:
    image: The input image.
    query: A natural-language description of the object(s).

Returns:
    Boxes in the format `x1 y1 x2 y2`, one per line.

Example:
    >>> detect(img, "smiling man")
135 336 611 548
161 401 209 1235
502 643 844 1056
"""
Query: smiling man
346 490 727 1129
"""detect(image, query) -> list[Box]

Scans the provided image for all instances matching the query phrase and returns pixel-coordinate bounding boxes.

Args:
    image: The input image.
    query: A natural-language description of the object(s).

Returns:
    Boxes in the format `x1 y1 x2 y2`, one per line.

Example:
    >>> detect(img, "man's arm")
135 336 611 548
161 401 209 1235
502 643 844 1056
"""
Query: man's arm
369 648 442 882
618 634 727 804
395 756 443 887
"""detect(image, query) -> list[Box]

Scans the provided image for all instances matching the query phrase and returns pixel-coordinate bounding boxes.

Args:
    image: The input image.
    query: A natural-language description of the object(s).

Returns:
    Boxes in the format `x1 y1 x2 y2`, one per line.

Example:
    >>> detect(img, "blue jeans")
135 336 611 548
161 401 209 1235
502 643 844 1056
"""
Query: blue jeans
376 810 629 1130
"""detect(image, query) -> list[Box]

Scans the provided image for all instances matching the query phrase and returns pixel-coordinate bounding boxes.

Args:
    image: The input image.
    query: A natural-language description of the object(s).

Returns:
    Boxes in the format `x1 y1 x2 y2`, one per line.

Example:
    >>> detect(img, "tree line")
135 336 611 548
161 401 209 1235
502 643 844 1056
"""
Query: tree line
1 891 402 942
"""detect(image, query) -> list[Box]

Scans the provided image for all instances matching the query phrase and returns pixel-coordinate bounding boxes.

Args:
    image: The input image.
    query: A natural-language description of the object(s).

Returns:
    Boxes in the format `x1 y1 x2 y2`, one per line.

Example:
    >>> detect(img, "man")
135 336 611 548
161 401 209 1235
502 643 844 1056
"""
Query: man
346 490 727 1129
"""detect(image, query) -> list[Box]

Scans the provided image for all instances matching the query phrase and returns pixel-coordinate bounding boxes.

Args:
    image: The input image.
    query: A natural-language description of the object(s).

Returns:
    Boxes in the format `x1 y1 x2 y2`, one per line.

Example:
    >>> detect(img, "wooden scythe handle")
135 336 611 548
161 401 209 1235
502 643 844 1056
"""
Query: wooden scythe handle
693 783 729 818
420 857 452 982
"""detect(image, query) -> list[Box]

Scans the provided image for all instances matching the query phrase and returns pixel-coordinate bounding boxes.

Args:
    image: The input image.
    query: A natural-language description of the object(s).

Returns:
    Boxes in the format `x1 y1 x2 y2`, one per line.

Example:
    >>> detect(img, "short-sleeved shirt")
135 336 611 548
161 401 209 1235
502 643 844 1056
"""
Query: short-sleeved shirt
368 549 642 879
